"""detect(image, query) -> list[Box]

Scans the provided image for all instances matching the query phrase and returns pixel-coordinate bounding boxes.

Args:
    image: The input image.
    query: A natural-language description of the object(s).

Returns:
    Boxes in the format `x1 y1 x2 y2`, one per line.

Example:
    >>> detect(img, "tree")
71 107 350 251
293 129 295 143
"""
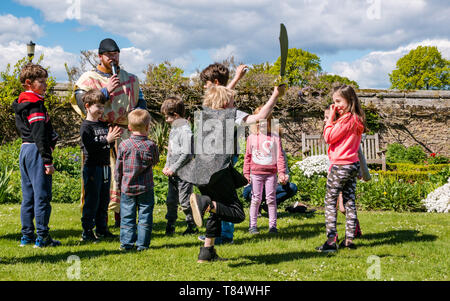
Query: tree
318 74 359 89
270 48 322 87
389 46 450 90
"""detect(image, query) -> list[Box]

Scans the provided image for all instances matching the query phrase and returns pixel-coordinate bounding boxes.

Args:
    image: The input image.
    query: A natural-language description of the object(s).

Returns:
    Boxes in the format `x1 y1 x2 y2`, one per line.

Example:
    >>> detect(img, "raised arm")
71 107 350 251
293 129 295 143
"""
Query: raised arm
226 64 248 90
244 85 285 125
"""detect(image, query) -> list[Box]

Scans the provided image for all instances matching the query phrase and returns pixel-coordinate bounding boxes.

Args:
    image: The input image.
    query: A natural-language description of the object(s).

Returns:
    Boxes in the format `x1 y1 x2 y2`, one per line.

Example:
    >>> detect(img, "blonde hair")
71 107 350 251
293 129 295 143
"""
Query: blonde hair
202 85 235 109
128 109 150 132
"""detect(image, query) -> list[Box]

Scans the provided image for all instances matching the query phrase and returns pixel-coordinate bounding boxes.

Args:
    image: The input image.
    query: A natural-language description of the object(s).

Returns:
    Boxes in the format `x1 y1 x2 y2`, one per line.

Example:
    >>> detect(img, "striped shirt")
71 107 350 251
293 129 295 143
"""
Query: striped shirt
115 134 159 196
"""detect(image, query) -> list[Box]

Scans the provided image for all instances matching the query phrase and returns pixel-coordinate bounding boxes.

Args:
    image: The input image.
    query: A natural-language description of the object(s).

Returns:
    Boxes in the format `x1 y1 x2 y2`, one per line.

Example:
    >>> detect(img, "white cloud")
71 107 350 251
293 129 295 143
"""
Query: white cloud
0 14 43 44
210 44 240 62
14 0 449 67
331 39 450 89
0 41 77 82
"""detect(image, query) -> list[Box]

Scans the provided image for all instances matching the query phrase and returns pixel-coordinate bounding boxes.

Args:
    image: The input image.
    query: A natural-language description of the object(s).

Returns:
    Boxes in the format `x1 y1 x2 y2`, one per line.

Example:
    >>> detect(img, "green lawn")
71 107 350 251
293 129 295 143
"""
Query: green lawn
0 203 448 281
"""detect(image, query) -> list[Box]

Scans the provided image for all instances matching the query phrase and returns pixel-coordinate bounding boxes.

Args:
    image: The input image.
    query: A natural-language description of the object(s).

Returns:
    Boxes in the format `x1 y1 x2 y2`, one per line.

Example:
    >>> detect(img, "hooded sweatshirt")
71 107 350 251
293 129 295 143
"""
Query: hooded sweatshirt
12 91 58 168
323 112 364 165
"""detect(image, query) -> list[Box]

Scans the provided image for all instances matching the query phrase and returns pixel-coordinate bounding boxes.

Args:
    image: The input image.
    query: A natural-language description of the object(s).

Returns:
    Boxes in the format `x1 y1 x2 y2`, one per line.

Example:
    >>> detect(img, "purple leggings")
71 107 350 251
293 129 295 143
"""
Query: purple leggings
250 174 277 229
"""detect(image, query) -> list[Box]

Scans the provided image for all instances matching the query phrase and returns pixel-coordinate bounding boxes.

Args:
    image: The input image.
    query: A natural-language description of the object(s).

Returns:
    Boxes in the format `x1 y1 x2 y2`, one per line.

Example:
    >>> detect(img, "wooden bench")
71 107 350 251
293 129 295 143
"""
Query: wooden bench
301 132 386 171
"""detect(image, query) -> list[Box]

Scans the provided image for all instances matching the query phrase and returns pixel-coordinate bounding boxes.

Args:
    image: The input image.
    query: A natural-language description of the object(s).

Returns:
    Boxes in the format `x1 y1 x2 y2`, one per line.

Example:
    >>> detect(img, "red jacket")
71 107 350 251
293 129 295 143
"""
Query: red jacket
323 112 364 165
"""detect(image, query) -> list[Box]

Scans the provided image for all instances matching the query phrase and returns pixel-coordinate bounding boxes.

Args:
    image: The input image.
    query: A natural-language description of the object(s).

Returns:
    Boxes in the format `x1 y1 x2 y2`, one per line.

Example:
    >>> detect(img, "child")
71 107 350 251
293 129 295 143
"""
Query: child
322 107 366 239
243 106 287 234
80 89 122 243
115 109 159 251
183 82 285 262
196 63 249 246
317 85 366 252
12 63 60 248
161 96 197 236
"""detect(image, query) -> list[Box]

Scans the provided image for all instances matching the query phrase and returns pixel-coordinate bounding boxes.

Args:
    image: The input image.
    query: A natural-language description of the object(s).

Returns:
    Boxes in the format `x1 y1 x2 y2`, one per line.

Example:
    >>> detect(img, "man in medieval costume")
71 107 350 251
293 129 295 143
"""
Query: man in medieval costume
71 38 147 229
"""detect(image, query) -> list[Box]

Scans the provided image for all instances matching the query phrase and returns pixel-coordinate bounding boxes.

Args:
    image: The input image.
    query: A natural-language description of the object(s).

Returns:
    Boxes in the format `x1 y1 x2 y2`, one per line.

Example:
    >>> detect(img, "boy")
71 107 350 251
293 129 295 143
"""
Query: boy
80 89 122 243
115 109 159 251
177 63 285 262
196 63 248 245
12 63 60 248
161 96 197 236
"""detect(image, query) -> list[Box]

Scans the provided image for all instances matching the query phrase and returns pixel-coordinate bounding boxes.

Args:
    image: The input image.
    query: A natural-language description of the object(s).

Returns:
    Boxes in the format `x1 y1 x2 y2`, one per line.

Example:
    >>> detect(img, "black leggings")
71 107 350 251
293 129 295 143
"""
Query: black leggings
198 168 245 238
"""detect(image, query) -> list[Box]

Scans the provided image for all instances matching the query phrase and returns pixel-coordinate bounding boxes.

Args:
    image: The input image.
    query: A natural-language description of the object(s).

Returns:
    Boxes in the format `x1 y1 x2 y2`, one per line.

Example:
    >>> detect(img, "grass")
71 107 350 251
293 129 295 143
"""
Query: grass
0 203 449 281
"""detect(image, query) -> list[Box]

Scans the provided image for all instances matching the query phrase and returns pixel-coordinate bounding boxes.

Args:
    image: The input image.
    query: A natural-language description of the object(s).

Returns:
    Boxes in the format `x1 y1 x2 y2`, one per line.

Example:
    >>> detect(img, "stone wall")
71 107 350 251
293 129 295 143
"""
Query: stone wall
54 84 450 156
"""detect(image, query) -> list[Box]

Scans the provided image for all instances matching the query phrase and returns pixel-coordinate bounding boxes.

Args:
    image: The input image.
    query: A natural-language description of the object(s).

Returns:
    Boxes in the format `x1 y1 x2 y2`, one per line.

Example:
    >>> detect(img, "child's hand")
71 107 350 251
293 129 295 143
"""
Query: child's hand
163 167 174 177
106 126 122 143
106 74 121 93
245 175 251 184
278 174 287 185
45 165 55 175
235 64 249 80
273 85 286 98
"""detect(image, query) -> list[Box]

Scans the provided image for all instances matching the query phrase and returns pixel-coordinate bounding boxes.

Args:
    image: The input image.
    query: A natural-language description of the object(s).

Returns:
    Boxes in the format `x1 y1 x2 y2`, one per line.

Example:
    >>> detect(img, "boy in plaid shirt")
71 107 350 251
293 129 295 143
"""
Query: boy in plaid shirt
115 109 159 251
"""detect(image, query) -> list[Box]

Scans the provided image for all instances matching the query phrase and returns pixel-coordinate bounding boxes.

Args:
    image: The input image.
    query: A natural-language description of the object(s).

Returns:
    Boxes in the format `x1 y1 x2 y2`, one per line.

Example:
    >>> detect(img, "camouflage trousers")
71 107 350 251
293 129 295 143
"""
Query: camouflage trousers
324 162 360 239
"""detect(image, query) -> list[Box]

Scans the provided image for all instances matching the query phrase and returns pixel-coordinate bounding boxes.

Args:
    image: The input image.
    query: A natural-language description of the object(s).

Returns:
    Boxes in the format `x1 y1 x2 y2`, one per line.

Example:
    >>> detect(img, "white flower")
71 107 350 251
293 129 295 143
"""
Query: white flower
293 155 330 178
422 179 450 213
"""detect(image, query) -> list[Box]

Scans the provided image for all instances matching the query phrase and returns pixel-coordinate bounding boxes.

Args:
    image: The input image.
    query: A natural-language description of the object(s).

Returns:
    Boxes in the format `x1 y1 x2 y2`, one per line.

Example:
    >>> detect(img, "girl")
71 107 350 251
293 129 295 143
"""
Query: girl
317 85 366 252
243 106 287 234
322 107 365 239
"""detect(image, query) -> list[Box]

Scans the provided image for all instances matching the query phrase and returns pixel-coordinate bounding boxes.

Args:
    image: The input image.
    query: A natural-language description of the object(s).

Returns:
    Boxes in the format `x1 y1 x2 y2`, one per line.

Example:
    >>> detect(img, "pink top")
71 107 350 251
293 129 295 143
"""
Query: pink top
243 133 286 177
323 112 364 165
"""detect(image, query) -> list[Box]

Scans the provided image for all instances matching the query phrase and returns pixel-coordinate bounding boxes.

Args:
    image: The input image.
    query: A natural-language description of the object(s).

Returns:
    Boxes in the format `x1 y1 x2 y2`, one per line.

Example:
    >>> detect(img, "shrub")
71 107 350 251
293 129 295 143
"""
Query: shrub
0 166 13 203
53 145 82 176
405 145 427 164
426 153 450 165
356 175 436 212
422 179 450 213
291 155 329 178
386 143 408 163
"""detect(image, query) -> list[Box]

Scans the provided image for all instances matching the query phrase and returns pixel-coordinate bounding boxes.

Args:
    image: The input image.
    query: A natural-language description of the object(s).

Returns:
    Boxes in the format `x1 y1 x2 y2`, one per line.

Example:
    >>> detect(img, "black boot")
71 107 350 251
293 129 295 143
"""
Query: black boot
197 246 227 263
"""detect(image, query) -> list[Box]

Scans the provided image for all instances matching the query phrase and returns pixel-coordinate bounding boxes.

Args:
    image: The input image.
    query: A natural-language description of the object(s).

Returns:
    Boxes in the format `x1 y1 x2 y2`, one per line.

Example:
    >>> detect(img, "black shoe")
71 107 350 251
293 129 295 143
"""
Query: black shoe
339 238 357 249
316 240 338 253
182 223 199 236
81 230 99 243
165 224 175 236
95 230 117 239
197 246 227 263
190 194 213 228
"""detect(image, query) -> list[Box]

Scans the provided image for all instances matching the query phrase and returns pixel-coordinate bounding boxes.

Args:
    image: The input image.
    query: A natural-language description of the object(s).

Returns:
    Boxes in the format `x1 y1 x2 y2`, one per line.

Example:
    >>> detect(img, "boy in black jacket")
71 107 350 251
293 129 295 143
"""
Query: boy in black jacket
80 89 122 243
12 63 60 248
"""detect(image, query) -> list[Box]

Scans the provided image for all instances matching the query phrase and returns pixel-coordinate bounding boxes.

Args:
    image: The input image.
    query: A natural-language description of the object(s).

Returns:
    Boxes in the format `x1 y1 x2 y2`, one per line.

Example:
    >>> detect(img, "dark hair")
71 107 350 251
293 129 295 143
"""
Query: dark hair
200 63 229 86
161 96 185 117
82 89 107 107
332 84 367 131
20 63 48 86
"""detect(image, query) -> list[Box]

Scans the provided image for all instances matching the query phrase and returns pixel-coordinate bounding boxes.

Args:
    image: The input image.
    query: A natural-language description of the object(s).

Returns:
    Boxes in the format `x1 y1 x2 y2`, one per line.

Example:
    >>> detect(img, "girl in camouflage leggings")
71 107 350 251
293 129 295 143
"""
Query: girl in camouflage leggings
317 85 366 252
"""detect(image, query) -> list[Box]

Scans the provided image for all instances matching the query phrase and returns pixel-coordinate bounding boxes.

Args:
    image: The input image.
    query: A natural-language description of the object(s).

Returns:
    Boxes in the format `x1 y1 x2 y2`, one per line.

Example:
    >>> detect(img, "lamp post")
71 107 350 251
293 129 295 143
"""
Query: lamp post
27 41 36 61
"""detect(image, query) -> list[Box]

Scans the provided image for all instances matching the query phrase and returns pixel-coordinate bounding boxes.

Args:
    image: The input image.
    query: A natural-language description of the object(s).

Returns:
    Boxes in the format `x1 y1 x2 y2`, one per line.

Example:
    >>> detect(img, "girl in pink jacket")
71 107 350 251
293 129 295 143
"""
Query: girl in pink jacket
316 85 366 253
244 107 287 234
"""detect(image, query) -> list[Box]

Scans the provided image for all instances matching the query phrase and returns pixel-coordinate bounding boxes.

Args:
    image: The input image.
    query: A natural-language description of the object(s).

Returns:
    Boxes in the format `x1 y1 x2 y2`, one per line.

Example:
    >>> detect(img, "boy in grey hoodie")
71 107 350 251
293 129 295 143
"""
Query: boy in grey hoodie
161 96 197 235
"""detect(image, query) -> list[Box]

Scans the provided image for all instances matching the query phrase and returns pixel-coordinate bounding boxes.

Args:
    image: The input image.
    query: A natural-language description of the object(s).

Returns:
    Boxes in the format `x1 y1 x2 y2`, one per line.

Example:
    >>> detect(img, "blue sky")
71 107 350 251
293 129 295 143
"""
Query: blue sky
0 0 449 88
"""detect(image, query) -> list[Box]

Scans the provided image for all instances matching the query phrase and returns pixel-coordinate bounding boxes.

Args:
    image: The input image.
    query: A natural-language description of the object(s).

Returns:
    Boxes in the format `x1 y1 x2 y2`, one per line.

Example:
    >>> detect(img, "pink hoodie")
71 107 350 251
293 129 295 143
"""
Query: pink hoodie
243 133 286 177
323 112 364 165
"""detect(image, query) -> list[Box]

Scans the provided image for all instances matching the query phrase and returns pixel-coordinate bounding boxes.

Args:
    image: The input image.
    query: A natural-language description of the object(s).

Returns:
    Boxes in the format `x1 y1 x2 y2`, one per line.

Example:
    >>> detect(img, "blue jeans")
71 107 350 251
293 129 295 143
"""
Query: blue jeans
19 143 52 239
120 189 155 250
243 182 298 205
